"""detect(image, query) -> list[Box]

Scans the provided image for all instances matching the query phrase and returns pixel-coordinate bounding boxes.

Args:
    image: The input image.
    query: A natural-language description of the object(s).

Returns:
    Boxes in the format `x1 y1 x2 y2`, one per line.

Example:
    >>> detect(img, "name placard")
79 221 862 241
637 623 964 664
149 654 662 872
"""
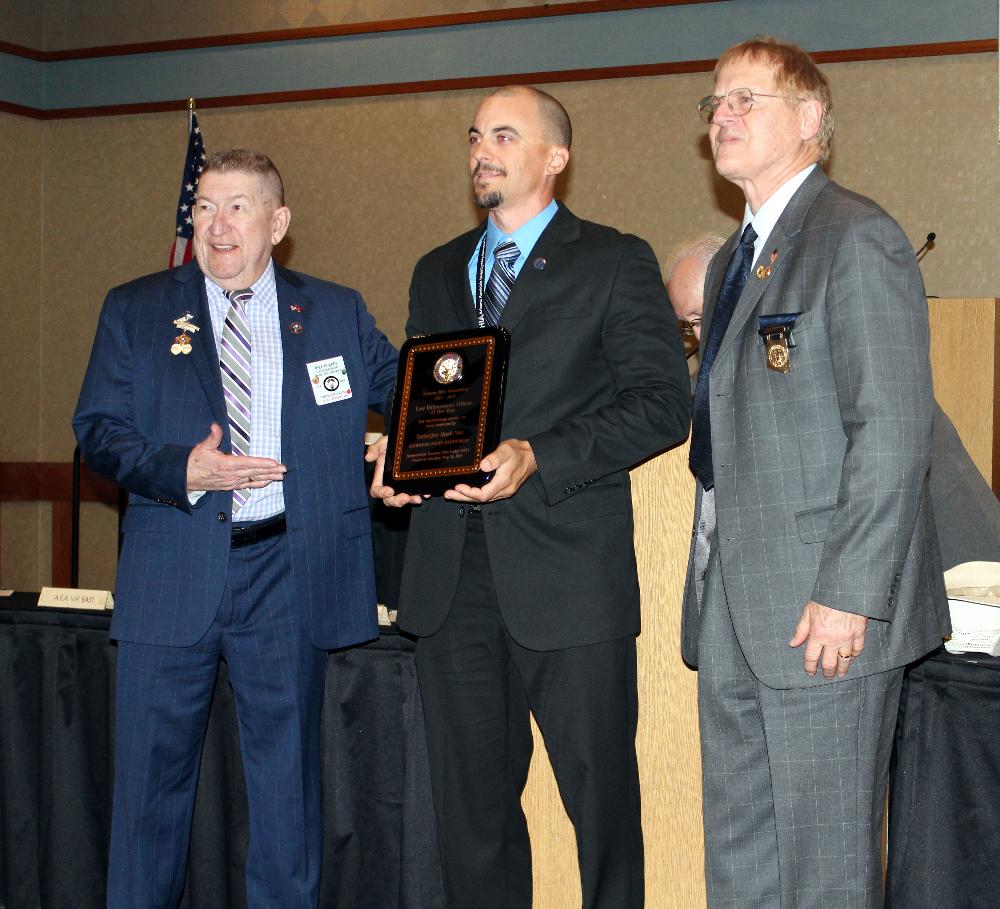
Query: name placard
38 587 114 610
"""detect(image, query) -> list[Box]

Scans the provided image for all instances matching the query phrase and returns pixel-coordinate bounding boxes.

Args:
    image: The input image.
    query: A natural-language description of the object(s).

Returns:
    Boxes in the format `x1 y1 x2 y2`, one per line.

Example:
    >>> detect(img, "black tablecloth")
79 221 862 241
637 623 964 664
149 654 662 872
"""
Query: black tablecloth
886 646 1000 909
0 594 444 909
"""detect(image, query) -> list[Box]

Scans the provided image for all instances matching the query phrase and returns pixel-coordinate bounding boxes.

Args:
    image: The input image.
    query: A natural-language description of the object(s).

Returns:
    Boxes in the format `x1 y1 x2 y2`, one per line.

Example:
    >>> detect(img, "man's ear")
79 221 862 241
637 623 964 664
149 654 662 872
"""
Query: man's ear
271 206 291 245
798 99 823 144
546 146 570 176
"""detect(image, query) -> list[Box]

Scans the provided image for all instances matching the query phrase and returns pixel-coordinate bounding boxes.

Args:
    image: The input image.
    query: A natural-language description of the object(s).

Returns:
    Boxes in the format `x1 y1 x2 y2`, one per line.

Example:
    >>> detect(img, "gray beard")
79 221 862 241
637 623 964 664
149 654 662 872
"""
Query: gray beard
474 189 503 209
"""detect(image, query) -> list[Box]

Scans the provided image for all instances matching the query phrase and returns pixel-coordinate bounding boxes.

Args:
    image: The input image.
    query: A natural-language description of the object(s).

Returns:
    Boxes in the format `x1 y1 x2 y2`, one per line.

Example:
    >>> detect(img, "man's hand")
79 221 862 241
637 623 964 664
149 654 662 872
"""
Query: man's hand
444 439 537 504
186 423 287 493
789 600 868 679
365 434 425 507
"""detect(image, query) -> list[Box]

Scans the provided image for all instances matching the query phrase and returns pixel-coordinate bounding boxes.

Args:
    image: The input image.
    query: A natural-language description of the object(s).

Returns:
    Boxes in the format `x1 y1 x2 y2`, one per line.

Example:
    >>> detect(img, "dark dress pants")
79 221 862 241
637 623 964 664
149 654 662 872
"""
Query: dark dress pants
415 512 643 909
108 531 328 909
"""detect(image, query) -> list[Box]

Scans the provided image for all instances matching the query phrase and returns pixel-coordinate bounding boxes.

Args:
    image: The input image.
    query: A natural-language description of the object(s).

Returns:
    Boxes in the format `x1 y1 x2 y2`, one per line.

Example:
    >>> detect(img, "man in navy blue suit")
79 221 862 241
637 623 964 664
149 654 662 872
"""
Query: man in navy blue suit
74 149 397 908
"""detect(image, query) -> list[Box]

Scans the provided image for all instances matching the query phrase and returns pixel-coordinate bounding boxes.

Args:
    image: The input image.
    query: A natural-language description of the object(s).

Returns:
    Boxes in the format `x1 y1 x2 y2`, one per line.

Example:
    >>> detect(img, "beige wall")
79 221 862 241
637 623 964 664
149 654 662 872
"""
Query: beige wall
0 0 42 47
3 0 584 51
0 112 46 590
6 51 999 590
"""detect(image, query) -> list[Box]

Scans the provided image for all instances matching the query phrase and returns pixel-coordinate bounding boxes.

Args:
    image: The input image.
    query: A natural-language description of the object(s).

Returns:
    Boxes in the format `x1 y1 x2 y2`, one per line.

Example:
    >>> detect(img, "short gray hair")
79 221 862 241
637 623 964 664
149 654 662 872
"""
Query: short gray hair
664 233 727 281
201 149 285 206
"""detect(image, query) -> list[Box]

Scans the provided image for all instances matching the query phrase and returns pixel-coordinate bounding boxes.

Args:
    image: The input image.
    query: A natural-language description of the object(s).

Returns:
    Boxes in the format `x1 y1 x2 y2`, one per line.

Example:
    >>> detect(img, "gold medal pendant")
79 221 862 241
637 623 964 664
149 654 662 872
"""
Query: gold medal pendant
765 337 791 373
171 332 192 356
764 328 792 372
170 312 200 354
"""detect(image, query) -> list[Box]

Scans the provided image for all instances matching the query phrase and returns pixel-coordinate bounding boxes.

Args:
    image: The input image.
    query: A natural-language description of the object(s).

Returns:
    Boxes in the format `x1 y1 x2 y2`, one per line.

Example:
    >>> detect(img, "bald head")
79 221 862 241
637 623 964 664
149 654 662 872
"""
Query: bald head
665 234 726 340
488 85 572 149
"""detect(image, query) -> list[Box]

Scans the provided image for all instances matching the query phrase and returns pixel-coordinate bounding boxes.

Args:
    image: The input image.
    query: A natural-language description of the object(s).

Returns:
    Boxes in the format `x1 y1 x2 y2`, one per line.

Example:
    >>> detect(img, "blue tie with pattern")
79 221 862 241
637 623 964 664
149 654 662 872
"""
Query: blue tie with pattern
689 223 757 491
482 239 519 326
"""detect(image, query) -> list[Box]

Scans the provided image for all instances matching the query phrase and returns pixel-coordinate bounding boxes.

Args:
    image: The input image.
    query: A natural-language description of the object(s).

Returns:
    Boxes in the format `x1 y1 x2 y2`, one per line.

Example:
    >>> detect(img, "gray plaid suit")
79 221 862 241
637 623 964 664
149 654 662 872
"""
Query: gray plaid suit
682 167 951 908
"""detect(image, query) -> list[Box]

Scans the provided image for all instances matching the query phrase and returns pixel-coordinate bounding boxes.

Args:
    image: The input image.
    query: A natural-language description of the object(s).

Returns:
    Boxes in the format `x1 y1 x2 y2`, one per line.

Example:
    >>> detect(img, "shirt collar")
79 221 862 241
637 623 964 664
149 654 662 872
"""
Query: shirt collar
204 258 277 311
742 164 816 255
484 199 559 265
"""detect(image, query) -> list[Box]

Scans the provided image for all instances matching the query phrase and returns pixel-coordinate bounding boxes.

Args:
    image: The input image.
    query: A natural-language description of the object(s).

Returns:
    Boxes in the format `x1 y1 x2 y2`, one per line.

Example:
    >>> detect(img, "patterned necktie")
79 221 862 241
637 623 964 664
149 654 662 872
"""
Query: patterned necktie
482 239 520 326
689 223 758 491
220 288 253 515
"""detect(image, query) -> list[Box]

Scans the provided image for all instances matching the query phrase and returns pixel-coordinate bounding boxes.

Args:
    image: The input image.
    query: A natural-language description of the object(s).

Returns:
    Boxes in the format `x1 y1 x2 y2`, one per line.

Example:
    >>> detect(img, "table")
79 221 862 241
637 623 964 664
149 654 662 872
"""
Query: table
886 646 1000 909
0 594 444 909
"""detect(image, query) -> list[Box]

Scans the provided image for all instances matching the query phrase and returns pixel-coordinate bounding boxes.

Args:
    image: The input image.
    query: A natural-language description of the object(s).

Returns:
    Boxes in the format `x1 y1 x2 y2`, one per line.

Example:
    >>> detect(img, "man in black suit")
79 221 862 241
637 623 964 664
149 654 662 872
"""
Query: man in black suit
369 85 691 907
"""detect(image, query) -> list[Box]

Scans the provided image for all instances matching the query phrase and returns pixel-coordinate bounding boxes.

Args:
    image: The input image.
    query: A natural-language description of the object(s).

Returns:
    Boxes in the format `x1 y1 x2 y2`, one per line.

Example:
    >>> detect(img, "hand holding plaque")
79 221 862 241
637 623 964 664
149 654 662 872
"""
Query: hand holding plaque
384 327 509 495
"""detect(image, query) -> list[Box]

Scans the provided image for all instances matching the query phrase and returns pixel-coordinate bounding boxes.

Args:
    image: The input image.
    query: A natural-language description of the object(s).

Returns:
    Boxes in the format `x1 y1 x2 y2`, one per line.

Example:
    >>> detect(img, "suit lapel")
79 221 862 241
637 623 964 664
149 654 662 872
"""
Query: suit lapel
170 262 228 430
447 224 486 329
499 203 580 333
713 168 829 365
275 265 310 433
700 233 739 356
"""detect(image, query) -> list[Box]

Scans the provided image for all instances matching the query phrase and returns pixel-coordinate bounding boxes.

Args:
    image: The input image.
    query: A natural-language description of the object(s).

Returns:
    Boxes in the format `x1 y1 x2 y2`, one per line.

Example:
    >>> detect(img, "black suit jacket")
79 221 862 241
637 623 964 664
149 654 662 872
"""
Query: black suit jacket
397 204 691 650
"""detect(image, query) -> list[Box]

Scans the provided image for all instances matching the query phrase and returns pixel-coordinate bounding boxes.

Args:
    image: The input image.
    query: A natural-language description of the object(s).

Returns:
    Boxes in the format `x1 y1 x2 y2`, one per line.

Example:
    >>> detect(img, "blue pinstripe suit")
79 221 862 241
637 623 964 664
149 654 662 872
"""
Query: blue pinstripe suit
74 258 397 907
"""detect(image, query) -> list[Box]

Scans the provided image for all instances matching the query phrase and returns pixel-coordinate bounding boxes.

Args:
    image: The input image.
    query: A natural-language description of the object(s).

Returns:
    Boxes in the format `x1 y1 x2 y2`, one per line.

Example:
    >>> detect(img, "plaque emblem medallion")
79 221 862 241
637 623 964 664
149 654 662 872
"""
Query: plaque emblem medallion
433 352 464 385
766 340 790 373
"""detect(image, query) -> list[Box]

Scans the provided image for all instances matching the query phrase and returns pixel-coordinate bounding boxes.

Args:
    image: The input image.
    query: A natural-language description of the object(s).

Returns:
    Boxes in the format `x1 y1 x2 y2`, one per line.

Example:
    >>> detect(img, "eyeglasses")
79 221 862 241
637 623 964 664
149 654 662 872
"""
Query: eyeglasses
697 88 804 124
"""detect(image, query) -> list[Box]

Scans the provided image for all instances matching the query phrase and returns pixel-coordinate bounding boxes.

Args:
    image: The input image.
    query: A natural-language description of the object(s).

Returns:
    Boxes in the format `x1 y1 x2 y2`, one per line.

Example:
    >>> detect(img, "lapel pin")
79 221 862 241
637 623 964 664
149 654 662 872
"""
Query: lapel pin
170 312 200 355
290 304 303 313
756 249 779 280
533 257 546 270
290 322 303 335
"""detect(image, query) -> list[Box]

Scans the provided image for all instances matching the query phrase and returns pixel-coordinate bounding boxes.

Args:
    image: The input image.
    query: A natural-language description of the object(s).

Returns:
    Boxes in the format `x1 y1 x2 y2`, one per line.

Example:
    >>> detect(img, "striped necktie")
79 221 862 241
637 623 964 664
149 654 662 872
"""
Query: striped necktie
482 239 520 326
220 287 253 515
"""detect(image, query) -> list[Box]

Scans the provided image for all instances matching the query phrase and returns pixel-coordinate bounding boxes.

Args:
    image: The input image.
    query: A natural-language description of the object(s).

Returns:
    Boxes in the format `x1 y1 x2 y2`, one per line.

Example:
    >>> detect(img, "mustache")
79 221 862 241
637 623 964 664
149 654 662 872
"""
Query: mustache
473 163 507 177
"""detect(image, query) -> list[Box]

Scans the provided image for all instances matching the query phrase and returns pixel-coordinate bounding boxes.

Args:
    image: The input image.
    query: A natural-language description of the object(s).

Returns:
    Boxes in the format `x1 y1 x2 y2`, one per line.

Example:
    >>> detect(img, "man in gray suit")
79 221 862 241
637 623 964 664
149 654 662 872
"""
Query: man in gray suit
667 241 1000 574
684 37 950 908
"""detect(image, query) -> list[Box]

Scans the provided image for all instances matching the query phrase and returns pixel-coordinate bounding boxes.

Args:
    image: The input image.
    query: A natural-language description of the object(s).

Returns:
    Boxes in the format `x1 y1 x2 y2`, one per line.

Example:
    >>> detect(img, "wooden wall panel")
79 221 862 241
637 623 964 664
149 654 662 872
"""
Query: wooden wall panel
521 443 703 907
928 298 1000 490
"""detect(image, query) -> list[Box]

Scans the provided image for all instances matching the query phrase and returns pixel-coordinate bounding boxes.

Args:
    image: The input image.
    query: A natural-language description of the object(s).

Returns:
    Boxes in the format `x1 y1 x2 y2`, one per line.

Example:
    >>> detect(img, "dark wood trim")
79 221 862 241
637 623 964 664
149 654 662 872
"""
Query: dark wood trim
3 38 996 121
812 38 998 63
0 38 46 60
51 501 73 587
0 1 720 61
0 462 119 588
0 462 119 504
0 99 47 120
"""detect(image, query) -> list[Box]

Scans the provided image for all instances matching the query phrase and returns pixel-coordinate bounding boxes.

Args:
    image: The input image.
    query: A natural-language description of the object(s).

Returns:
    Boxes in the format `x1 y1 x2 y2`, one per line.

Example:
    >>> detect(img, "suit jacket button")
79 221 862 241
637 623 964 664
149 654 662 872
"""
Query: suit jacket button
458 506 466 517
217 511 228 522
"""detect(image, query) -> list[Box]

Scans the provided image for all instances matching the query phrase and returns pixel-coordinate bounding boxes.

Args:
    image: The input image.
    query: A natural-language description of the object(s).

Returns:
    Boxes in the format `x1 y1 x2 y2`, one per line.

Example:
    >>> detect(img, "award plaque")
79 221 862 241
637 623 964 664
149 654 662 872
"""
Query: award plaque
385 327 510 495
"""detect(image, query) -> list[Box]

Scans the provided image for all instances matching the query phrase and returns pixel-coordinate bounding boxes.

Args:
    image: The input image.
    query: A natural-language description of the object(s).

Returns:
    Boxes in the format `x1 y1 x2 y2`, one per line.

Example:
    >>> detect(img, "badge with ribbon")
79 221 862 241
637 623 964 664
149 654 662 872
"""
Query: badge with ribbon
757 312 802 374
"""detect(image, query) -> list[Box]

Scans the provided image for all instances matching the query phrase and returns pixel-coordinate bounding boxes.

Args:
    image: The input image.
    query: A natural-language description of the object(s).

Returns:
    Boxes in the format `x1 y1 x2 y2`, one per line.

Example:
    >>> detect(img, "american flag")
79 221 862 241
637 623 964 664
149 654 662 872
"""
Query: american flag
169 109 206 267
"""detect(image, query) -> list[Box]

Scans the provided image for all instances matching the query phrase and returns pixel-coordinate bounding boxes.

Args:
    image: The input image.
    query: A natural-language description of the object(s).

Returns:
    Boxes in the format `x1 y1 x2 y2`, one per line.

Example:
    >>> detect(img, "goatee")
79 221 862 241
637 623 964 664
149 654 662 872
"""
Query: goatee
474 189 503 210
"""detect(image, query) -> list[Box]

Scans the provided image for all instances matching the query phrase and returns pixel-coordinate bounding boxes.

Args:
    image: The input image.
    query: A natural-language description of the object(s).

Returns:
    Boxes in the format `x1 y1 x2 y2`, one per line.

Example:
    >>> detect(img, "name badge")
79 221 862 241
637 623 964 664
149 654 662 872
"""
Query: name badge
307 356 353 406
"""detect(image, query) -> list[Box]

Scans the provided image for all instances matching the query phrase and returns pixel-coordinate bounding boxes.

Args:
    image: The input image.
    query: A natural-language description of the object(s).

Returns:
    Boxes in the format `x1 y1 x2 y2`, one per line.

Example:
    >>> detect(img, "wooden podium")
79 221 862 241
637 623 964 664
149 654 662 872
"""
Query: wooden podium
928 298 1000 492
519 298 999 908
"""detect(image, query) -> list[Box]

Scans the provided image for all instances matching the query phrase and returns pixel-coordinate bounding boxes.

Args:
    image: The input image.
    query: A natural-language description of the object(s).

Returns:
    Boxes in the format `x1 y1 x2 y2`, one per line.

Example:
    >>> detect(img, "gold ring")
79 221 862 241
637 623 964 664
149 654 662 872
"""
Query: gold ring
838 651 853 660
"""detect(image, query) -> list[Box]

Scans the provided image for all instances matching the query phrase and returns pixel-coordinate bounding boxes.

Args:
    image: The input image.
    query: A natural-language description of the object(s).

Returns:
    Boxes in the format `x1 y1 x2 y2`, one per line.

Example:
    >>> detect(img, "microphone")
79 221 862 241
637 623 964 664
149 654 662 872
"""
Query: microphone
915 231 936 261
